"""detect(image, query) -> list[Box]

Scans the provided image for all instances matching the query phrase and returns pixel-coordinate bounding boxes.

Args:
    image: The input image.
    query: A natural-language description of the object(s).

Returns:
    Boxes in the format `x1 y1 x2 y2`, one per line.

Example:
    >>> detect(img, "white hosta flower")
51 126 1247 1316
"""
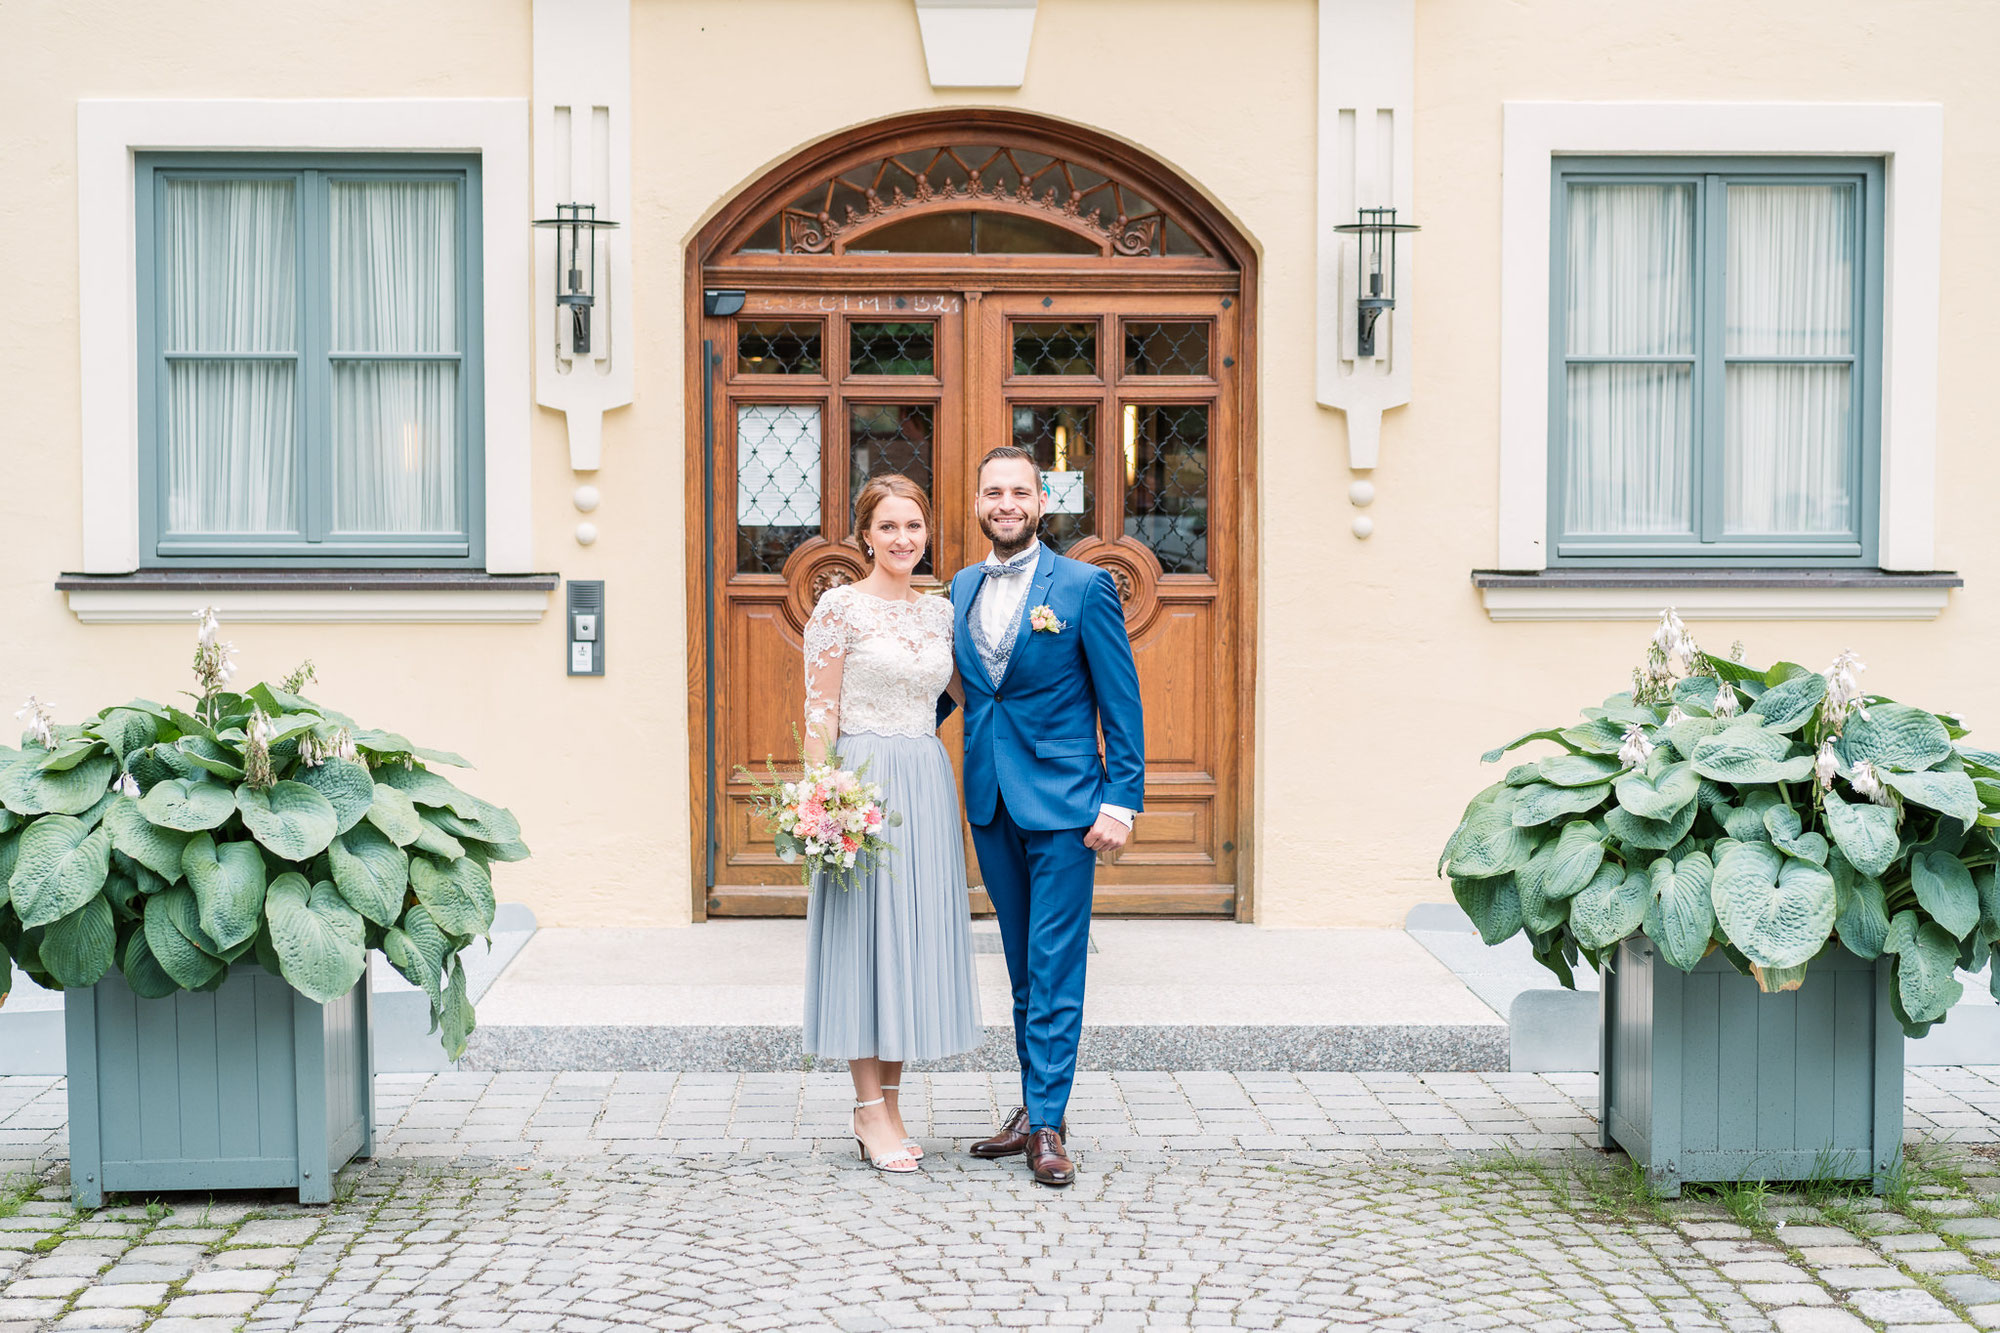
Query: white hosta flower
1824 649 1870 724
1729 640 1748 664
14 696 56 750
192 605 221 647
112 772 140 799
1849 759 1891 806
1653 607 1695 665
1618 724 1655 769
1664 705 1690 727
1713 684 1739 718
1815 741 1839 789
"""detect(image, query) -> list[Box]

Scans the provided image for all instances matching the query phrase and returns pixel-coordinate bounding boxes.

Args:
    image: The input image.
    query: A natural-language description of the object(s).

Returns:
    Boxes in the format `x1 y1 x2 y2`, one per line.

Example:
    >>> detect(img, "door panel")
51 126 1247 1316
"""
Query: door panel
705 285 1238 916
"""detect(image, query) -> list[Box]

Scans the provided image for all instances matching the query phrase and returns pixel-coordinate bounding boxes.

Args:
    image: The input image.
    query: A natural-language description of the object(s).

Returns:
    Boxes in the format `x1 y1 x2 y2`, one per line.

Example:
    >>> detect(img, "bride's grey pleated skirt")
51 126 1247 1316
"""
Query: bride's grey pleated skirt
802 730 984 1062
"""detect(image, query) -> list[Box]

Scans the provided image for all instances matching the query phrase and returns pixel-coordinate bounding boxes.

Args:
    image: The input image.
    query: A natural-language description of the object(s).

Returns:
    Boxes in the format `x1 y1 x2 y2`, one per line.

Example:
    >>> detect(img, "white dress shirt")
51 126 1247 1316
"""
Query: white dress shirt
978 541 1134 831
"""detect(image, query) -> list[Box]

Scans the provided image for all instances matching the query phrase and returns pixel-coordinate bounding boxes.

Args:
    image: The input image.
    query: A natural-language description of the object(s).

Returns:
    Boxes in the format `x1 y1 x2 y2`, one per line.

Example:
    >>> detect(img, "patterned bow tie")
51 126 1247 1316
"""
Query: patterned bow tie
981 556 1034 580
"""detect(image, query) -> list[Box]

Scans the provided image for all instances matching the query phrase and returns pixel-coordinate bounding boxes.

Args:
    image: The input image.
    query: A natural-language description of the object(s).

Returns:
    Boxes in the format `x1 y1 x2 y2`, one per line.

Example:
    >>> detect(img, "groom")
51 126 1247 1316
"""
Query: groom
943 445 1146 1188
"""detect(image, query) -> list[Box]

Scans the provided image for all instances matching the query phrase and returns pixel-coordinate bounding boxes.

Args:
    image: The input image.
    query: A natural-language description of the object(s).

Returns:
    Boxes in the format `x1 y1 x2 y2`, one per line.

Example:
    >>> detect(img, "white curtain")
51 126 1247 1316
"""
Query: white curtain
1563 183 1695 535
329 180 460 534
162 179 298 534
1724 184 1855 535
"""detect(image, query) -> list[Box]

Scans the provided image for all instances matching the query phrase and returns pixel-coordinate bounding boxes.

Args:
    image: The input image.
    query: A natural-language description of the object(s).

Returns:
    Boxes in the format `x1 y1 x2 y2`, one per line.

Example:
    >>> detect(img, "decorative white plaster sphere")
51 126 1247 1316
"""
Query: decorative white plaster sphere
1349 480 1376 507
575 521 599 546
573 485 602 513
1351 515 1375 539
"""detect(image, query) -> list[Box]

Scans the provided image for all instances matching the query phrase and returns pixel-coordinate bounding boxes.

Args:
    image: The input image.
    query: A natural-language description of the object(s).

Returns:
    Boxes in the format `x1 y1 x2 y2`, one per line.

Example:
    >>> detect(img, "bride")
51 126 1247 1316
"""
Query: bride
800 473 983 1173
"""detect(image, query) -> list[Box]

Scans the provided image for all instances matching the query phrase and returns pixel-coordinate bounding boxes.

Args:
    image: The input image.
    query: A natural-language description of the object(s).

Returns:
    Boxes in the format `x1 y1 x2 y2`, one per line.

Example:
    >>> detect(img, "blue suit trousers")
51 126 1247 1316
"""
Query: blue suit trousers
969 795 1096 1134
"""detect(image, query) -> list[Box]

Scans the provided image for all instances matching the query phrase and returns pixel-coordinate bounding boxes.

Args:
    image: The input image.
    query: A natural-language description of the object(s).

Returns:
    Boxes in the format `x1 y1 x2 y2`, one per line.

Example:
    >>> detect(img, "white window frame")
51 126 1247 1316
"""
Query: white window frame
1496 102 1943 586
77 99 532 586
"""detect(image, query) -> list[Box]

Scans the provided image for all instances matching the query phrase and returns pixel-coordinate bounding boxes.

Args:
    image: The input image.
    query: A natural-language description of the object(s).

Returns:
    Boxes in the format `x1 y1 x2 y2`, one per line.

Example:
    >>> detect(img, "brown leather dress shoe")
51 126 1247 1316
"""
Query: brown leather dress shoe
969 1107 1069 1159
1026 1127 1074 1187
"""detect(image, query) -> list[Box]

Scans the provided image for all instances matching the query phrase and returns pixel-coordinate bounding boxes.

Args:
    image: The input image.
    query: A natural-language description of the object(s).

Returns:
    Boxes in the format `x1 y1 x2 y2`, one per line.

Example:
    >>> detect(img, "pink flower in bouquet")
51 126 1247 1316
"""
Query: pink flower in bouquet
842 836 858 854
865 807 883 828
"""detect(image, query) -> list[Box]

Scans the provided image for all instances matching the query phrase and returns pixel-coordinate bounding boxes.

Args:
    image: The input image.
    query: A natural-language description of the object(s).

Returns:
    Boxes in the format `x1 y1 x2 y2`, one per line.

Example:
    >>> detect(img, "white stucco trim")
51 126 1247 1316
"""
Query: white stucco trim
77 98 533 576
913 0 1037 88
64 587 551 625
1497 101 1944 573
1478 584 1950 623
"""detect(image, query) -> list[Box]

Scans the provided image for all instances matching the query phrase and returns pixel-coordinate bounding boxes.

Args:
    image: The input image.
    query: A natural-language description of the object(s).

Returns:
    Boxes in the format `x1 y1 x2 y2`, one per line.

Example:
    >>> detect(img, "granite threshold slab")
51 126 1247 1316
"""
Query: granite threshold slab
462 1021 1509 1073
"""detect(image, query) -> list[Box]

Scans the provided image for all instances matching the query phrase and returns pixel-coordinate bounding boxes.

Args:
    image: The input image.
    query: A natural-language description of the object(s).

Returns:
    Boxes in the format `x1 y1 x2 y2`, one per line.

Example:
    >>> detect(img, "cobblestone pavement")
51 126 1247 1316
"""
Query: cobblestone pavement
0 1068 1998 1332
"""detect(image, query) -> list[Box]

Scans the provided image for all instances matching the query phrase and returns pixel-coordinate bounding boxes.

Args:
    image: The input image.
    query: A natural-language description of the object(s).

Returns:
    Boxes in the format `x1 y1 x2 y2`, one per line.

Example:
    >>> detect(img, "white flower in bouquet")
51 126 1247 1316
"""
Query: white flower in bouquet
14 696 56 750
1618 724 1654 769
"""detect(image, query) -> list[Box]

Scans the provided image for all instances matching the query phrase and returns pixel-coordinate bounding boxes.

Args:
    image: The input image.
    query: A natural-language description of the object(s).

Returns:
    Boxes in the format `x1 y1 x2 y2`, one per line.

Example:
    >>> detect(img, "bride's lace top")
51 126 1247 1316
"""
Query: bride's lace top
803 584 955 741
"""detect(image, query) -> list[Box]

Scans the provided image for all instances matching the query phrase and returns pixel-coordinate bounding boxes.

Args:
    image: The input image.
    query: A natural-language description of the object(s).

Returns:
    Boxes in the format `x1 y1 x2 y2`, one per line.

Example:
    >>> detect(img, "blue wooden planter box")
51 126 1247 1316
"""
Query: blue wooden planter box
64 965 374 1208
1599 937 1903 1195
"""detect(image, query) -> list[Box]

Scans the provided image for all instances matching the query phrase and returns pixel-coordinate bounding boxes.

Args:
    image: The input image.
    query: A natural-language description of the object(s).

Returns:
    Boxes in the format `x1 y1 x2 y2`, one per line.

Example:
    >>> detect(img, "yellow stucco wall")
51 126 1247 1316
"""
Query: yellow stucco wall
3 0 1997 931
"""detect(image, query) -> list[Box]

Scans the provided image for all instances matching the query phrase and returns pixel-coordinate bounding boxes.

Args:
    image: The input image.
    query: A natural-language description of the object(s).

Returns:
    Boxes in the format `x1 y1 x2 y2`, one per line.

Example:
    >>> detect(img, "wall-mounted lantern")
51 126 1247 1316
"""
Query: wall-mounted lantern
1332 206 1419 358
533 203 621 356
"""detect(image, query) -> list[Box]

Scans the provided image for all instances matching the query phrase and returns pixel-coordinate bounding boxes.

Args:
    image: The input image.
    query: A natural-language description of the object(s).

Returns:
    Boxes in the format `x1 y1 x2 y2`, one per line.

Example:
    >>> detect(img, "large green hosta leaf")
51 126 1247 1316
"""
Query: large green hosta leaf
1647 851 1716 972
411 818 466 861
375 764 480 818
1546 820 1605 901
9 817 113 928
382 904 450 1007
1747 672 1827 733
1832 852 1892 959
174 736 245 782
236 781 339 861
1689 722 1815 785
436 957 475 1060
1570 863 1649 951
0 754 116 817
1451 874 1522 946
1881 769 1981 828
1511 782 1610 827
1821 790 1901 878
1839 703 1953 773
1444 805 1535 878
411 855 495 936
1480 728 1573 764
1712 839 1836 969
430 798 522 846
1537 754 1623 788
263 872 366 1005
137 778 235 832
89 709 158 762
39 894 115 988
143 886 224 990
180 833 267 951
103 795 191 884
365 783 422 846
117 928 179 999
328 823 409 927
1604 799 1698 851
1911 851 1981 939
1560 717 1630 757
1663 716 1722 760
1614 759 1700 822
1514 840 1567 935
1762 806 1829 866
293 758 375 836
1671 676 1724 715
1884 909 1965 1023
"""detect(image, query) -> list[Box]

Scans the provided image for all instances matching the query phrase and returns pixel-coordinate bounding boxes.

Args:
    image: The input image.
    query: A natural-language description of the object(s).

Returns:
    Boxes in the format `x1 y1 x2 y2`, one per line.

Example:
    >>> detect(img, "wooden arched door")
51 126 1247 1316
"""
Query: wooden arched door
687 113 1255 919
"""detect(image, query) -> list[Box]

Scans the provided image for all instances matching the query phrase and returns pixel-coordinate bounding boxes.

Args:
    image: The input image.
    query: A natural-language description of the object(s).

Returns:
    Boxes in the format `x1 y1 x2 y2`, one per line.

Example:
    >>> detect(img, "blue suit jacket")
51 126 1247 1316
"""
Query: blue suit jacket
941 545 1146 831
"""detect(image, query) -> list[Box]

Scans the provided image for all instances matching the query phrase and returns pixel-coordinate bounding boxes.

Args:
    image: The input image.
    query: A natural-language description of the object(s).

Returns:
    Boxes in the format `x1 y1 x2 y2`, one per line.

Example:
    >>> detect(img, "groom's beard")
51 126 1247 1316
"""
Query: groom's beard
978 511 1040 561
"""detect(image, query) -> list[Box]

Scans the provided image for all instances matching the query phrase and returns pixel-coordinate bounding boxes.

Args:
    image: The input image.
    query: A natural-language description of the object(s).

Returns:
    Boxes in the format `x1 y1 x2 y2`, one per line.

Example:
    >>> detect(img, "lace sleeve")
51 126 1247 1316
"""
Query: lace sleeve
802 587 849 755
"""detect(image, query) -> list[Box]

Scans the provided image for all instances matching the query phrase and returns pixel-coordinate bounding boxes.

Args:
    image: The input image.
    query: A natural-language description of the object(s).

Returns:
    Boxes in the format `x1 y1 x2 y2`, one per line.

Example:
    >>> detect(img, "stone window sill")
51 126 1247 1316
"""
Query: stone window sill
56 570 559 624
1471 569 1961 623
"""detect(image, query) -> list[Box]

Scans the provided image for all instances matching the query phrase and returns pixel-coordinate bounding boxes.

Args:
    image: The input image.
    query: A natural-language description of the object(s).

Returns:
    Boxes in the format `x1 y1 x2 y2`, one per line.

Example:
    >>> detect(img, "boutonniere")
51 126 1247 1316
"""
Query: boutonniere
1029 605 1064 634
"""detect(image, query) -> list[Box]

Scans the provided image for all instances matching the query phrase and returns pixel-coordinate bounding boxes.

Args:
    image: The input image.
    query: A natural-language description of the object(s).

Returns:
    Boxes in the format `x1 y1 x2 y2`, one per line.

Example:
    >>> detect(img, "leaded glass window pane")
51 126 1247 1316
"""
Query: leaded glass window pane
1123 321 1209 376
850 323 935 375
737 322 822 375
1013 323 1096 376
736 403 822 572
849 403 935 575
1124 404 1208 573
1012 404 1094 552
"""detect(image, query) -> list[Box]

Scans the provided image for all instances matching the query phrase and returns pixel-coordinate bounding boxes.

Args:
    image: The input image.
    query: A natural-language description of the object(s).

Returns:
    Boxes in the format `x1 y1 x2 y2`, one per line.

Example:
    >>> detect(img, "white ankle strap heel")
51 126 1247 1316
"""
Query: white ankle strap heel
878 1084 924 1158
852 1097 919 1174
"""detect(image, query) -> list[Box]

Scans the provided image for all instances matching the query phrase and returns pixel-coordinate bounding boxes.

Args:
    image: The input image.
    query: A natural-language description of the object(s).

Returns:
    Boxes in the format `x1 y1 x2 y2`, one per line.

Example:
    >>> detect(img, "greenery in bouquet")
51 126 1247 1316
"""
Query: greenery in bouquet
1440 610 2000 1037
0 609 529 1057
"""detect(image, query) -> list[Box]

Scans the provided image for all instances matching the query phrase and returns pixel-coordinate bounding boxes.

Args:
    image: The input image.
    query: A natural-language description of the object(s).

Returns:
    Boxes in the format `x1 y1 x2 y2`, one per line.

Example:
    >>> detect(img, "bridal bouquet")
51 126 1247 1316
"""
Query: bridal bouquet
740 741 900 890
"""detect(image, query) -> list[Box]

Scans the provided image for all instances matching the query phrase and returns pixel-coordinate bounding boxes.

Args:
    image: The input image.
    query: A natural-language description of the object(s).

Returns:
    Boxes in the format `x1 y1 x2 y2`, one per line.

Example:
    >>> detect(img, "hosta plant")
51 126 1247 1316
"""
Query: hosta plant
0 610 529 1058
1440 611 1999 1038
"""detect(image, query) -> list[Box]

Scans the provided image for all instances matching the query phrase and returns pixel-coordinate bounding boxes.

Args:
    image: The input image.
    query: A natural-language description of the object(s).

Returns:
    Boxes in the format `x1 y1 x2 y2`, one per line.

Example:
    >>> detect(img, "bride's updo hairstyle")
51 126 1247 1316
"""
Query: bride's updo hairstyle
852 473 933 565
